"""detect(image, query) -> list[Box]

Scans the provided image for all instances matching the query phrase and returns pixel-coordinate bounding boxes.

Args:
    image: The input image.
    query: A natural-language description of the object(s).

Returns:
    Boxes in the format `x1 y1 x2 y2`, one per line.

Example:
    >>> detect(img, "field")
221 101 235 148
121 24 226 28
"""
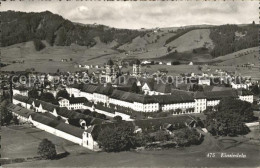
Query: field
3 126 260 167
0 41 123 73
165 29 213 52
117 28 214 60
1 125 92 159
1 40 259 79
212 47 259 66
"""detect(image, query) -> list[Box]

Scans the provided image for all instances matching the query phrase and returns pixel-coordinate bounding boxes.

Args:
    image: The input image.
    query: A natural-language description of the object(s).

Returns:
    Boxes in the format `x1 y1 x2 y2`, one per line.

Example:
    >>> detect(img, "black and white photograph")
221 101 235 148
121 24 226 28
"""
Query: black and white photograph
0 0 259 167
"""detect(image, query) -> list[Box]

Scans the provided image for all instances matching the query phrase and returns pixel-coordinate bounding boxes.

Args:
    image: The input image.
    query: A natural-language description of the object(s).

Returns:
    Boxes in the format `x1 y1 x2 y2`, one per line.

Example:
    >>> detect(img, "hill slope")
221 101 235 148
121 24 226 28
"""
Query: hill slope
0 11 258 70
165 29 213 52
0 11 147 47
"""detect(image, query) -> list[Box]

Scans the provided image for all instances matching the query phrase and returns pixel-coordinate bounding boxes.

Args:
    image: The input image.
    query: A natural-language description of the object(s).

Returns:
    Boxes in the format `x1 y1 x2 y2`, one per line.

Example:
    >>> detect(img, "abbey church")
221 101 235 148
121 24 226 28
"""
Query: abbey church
103 58 141 83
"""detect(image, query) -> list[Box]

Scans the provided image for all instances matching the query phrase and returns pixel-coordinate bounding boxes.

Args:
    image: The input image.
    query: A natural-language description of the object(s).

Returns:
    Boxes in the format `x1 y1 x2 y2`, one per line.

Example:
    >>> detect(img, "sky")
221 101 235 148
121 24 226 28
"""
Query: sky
1 1 258 29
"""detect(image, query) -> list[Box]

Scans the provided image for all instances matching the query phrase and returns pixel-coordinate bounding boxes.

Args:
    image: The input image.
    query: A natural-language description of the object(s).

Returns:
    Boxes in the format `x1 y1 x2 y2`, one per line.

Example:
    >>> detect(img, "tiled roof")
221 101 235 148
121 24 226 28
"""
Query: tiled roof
111 89 194 104
83 102 93 107
90 118 105 125
95 105 115 113
14 86 28 91
81 84 99 93
94 85 114 96
13 94 30 103
202 90 238 100
69 117 105 127
154 93 195 104
133 115 194 130
87 115 195 140
33 99 41 107
154 83 172 93
6 103 34 118
203 86 233 92
142 80 155 90
68 83 84 90
69 97 88 104
110 90 158 104
123 76 138 86
236 89 253 96
57 108 87 119
31 113 84 138
110 89 126 99
39 101 59 112
194 92 206 99
173 83 193 91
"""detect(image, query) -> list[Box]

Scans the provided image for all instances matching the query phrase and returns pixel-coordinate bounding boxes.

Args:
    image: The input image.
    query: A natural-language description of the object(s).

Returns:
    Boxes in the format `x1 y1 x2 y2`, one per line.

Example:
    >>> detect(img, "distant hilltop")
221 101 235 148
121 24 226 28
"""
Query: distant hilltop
0 10 258 60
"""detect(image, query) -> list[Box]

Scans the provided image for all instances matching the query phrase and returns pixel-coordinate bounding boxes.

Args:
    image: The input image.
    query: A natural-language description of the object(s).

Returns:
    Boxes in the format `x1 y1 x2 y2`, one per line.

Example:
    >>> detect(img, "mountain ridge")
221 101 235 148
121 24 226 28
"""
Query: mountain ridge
0 10 258 60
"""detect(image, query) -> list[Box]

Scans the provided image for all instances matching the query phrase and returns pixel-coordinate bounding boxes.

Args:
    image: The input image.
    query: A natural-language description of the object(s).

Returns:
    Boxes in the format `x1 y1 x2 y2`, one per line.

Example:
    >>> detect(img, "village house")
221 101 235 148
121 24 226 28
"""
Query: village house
141 60 151 65
142 82 172 95
237 89 254 103
231 81 252 89
7 103 34 123
13 87 29 96
12 94 89 122
58 97 88 110
166 62 172 66
12 94 33 109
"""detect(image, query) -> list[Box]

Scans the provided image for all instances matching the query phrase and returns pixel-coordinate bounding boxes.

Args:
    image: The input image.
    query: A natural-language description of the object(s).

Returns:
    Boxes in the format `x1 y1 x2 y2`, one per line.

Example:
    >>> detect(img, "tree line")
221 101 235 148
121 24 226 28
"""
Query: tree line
209 24 258 57
204 98 256 136
1 11 146 49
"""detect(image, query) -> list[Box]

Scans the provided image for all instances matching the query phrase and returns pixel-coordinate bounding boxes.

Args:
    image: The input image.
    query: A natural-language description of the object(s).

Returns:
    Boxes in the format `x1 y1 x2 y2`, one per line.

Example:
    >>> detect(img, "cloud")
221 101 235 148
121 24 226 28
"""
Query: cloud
0 1 258 29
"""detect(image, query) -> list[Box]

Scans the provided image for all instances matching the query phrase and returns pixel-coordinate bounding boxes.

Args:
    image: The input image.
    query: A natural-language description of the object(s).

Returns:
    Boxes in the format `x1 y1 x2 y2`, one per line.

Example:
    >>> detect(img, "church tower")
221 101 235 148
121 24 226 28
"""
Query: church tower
105 59 116 83
133 59 141 76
